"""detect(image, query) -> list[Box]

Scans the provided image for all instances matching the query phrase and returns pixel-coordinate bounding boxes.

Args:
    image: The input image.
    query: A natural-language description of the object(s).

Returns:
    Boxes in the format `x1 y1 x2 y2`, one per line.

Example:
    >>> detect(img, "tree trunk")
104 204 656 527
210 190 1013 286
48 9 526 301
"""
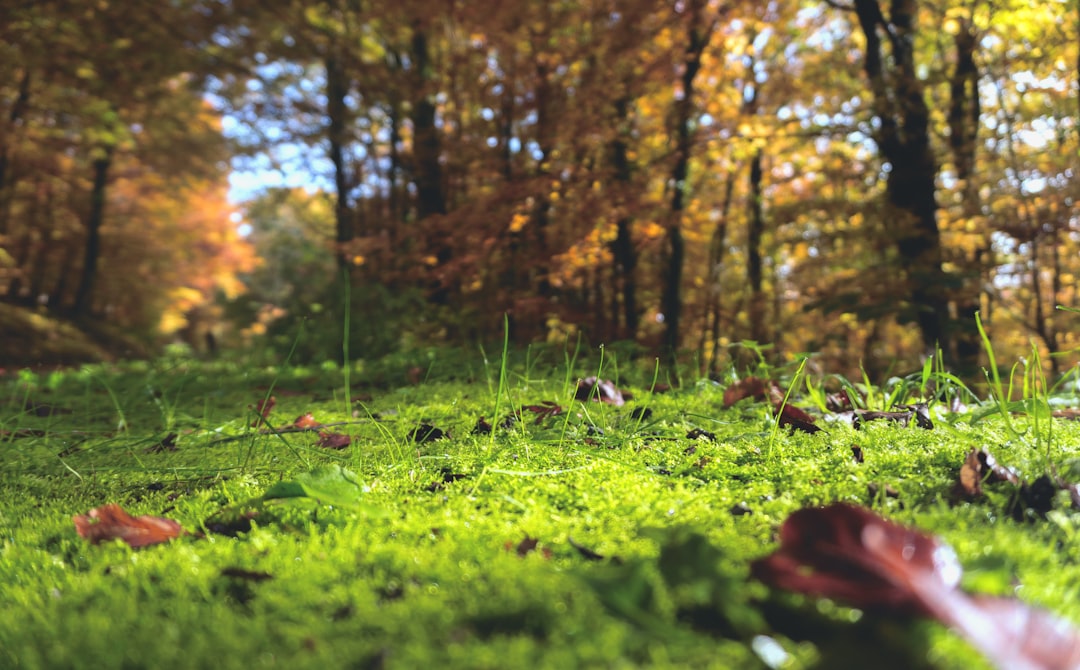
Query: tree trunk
325 53 354 274
73 147 113 317
663 0 712 360
0 69 31 238
610 95 638 339
411 24 446 219
851 0 950 356
947 18 983 377
747 148 766 346
706 170 735 374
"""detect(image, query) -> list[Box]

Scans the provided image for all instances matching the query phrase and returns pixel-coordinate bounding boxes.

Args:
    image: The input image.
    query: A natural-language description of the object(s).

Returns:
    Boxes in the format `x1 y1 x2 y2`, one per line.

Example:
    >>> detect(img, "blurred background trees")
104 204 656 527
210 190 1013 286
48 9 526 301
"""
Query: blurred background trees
2 0 1078 377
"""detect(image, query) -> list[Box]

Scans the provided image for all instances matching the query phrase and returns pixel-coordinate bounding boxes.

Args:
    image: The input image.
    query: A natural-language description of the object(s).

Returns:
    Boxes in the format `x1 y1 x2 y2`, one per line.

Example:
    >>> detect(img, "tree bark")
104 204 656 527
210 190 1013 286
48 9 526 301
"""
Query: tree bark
73 146 113 317
850 0 950 356
325 53 354 274
947 18 984 377
610 95 638 339
663 0 712 359
411 23 446 219
747 148 766 346
706 169 735 374
0 69 31 238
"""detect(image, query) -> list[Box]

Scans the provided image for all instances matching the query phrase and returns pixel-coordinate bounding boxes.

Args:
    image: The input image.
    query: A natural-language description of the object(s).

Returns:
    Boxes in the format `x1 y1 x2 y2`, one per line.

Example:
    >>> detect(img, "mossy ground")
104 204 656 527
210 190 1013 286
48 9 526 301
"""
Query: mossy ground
2 347 1080 669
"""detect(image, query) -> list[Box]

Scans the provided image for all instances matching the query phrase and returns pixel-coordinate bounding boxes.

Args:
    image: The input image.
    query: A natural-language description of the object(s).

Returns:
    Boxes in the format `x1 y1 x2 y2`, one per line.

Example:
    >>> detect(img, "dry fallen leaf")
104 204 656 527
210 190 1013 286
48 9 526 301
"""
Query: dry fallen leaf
292 413 321 429
73 503 185 548
723 377 783 408
575 377 626 406
250 396 276 427
752 503 1080 670
315 431 351 449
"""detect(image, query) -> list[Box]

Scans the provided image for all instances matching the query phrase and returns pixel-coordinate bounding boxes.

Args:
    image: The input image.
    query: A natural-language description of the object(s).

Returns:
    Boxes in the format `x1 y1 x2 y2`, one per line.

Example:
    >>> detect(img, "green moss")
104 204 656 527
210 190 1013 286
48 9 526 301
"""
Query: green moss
2 353 1079 668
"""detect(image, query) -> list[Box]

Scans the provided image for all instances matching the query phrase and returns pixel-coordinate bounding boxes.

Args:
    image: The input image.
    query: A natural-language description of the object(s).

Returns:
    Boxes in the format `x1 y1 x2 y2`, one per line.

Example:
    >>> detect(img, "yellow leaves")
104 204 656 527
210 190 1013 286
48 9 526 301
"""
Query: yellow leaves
352 255 366 267
640 221 665 240
508 212 529 233
423 255 440 266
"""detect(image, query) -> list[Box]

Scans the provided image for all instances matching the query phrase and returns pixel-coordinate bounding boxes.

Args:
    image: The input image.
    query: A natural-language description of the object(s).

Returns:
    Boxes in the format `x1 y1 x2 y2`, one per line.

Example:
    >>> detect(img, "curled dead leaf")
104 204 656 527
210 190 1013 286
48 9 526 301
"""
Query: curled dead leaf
752 503 1080 670
73 503 185 548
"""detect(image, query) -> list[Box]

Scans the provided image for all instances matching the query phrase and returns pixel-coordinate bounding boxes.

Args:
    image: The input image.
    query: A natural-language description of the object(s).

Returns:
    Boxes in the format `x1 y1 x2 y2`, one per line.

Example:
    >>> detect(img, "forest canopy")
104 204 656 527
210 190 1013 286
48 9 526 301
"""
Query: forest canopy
2 0 1077 377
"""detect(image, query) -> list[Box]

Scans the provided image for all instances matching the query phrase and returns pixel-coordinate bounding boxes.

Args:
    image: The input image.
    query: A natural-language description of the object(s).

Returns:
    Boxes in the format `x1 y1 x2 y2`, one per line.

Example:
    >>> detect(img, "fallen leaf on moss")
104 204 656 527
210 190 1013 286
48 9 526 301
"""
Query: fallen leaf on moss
523 401 563 423
316 431 351 449
145 432 178 453
409 423 447 442
293 413 321 429
723 377 783 407
575 377 626 406
778 404 821 434
250 396 276 427
752 503 1080 670
73 504 185 548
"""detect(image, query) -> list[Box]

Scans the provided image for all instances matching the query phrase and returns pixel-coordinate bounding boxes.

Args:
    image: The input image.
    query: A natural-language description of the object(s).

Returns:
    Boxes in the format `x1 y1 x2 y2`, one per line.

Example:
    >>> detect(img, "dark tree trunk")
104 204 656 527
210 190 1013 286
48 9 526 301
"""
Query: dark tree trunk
0 69 31 238
610 96 638 339
73 147 113 317
325 53 354 274
663 0 712 360
411 24 446 219
706 170 735 374
851 0 950 356
947 18 984 377
747 148 766 346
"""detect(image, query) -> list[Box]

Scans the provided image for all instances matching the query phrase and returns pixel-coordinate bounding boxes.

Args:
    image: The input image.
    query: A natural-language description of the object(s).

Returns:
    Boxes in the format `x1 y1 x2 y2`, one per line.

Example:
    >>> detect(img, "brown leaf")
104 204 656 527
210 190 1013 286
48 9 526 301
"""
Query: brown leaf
723 377 783 408
575 377 626 406
523 401 564 423
292 413 321 429
250 396 276 427
316 431 351 449
73 503 185 548
777 404 821 434
506 535 551 559
409 423 447 443
145 432 178 453
752 503 1080 670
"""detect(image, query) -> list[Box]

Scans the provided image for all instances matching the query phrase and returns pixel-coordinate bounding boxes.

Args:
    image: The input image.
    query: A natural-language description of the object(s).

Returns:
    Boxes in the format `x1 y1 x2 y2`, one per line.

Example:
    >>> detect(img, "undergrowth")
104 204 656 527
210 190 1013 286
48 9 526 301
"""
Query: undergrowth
1 344 1080 669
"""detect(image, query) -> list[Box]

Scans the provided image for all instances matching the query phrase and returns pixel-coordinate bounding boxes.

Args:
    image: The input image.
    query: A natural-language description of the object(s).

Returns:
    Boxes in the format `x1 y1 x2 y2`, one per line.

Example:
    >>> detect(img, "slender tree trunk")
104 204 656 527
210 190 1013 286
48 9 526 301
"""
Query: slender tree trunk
610 95 638 339
411 24 446 219
706 170 735 374
0 69 31 239
73 147 113 317
747 148 766 346
850 0 950 356
947 18 983 377
325 53 353 274
663 0 713 361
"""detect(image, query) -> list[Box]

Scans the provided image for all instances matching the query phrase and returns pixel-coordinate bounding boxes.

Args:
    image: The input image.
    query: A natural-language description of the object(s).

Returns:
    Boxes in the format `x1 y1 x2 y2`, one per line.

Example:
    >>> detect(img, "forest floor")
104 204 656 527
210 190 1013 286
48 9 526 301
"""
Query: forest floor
0 303 152 369
2 347 1080 669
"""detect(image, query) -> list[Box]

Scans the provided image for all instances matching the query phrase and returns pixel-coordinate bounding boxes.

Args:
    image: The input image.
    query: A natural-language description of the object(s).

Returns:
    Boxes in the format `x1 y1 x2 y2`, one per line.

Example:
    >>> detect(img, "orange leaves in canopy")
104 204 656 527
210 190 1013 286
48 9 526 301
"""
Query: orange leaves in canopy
73 504 185 548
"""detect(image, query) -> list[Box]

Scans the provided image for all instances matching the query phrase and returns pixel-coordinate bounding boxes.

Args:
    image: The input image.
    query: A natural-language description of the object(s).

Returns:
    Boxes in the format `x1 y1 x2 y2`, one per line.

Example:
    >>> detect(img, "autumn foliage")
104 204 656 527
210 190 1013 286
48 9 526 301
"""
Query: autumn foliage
2 1 1079 374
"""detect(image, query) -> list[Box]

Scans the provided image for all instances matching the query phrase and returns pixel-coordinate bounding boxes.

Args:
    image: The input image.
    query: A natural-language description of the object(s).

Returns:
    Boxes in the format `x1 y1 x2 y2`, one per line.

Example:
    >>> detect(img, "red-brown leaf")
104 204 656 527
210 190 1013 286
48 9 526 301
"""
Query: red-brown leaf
723 377 784 408
316 431 351 449
575 377 626 406
251 396 276 427
523 401 563 423
752 503 1080 670
73 504 185 548
777 403 821 433
292 412 321 429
